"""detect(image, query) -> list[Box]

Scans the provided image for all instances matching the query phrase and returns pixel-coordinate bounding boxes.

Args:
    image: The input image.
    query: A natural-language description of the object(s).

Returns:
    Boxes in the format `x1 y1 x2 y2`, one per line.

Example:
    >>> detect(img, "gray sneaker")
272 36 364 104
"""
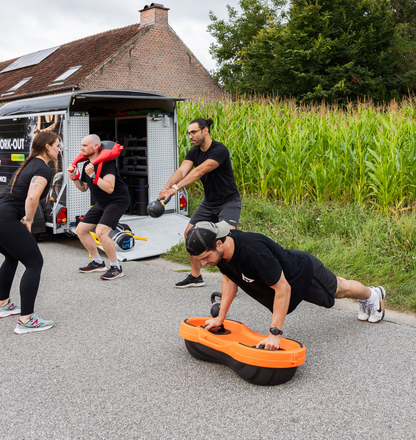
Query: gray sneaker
0 300 21 318
368 286 386 323
14 313 54 334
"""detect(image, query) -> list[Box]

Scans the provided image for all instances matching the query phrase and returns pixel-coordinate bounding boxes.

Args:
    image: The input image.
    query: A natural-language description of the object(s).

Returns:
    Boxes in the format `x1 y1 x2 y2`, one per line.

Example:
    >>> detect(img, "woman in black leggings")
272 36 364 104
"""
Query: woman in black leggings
0 132 61 334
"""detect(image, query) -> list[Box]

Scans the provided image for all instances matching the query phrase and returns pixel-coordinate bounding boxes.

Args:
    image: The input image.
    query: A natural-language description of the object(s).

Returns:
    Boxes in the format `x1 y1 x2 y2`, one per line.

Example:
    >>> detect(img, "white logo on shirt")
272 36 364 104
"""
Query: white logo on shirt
242 273 254 283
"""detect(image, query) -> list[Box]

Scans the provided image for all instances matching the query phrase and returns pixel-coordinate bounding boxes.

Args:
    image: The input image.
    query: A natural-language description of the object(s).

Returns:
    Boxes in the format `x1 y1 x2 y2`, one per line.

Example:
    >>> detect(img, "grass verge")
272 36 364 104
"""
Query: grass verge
163 191 416 313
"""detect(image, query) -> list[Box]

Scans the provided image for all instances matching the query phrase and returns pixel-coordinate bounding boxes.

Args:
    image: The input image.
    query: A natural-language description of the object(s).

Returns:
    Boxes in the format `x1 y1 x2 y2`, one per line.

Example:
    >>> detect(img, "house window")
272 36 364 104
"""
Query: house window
1 47 60 73
49 66 82 85
1 77 32 96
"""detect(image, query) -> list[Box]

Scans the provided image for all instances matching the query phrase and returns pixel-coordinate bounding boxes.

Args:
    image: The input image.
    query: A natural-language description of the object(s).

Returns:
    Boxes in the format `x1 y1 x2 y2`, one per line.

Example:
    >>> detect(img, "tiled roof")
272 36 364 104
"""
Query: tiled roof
0 24 143 99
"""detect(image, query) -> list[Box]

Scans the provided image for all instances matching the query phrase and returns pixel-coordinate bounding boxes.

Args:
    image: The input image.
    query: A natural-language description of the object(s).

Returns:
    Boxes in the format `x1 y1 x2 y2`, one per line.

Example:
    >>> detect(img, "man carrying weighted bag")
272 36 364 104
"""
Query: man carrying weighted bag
67 134 130 280
159 118 241 288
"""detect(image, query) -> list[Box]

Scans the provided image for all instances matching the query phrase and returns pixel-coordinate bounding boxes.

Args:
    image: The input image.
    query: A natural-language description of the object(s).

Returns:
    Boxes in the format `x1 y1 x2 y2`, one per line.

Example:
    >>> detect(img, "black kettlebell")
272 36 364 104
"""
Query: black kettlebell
147 196 171 218
210 292 222 317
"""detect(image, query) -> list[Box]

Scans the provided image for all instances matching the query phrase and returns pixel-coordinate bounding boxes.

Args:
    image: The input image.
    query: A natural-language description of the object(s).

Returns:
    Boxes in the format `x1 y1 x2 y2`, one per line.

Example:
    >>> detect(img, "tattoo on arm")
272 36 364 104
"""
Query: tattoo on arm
29 176 40 192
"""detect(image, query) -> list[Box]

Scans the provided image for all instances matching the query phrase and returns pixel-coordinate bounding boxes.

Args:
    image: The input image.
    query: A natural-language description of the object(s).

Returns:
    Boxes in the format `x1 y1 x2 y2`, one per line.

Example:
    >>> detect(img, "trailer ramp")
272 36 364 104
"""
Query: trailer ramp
112 213 189 261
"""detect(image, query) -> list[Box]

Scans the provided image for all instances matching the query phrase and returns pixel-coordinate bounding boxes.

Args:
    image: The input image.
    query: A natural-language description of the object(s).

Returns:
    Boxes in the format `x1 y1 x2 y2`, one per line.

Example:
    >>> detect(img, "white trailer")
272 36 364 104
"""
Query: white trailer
0 89 189 260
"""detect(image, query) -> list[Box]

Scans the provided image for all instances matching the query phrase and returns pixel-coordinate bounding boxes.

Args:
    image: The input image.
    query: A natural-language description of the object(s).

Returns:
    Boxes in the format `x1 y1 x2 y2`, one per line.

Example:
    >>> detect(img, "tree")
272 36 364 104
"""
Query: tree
239 0 415 103
208 0 286 93
390 0 416 40
389 0 416 92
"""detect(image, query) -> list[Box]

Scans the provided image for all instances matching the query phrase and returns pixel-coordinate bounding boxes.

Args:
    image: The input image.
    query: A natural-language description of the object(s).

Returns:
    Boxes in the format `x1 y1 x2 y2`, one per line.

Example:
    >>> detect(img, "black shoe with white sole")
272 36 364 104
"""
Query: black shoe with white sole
175 274 205 288
79 261 106 273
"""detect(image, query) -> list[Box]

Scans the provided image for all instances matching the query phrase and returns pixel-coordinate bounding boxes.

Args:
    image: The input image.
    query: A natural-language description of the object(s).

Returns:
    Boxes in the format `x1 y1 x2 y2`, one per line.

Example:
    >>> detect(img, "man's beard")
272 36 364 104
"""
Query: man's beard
210 249 223 266
192 135 205 148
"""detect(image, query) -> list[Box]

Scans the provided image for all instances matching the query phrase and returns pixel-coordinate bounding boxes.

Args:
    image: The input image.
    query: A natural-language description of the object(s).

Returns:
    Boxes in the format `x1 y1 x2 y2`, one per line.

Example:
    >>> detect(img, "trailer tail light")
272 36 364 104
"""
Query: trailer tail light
57 207 67 223
180 194 187 208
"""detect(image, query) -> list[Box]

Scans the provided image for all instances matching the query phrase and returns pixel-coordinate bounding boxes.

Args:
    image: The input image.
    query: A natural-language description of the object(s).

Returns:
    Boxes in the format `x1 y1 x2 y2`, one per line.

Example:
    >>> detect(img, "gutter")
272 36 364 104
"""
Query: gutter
0 85 78 103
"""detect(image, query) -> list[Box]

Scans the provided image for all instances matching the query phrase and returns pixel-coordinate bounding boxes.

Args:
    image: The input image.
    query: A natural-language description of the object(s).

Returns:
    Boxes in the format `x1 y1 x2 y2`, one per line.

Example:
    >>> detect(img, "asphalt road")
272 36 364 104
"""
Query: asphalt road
1 233 415 440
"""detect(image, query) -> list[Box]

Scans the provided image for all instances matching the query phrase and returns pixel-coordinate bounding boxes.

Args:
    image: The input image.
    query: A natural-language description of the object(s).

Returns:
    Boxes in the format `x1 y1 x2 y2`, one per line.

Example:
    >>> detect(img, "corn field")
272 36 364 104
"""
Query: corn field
177 97 416 212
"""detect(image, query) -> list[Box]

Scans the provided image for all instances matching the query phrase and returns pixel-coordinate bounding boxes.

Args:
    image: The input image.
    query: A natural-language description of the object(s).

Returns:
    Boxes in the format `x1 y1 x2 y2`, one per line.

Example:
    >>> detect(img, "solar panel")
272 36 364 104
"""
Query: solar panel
0 46 60 73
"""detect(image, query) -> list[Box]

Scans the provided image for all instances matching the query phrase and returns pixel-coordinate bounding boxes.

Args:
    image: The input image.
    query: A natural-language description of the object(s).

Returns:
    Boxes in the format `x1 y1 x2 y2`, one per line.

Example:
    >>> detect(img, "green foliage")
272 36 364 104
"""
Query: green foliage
389 0 416 91
207 0 286 93
391 0 416 40
208 0 416 102
240 0 413 103
177 97 416 212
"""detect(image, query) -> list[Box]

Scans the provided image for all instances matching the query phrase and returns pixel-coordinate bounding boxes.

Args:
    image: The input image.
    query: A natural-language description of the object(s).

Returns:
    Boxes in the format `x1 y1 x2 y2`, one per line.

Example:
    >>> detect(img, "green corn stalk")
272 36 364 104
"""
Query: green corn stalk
176 96 416 210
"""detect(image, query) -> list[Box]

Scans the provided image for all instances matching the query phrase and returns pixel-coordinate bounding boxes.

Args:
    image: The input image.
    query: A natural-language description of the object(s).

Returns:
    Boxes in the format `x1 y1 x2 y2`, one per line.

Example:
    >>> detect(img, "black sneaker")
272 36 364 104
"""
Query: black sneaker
100 265 124 280
79 261 106 273
175 274 205 288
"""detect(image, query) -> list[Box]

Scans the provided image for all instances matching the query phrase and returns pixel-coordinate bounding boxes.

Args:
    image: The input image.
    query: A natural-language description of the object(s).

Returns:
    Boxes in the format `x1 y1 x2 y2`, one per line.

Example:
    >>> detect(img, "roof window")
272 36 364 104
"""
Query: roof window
1 77 32 96
49 66 82 85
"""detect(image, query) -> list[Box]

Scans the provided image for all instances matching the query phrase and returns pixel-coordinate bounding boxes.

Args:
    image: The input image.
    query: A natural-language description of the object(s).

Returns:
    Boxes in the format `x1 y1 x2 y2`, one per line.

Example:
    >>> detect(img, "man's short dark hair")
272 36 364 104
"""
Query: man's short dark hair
205 236 226 252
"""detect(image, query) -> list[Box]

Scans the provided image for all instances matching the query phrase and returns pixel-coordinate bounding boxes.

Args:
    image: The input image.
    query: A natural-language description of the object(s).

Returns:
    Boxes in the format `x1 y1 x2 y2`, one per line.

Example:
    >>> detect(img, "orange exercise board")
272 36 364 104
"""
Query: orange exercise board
179 317 306 385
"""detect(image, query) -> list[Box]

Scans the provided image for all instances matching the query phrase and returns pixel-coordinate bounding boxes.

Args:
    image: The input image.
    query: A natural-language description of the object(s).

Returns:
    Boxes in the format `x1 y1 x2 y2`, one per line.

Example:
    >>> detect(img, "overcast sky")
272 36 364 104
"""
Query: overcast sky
0 1 242 73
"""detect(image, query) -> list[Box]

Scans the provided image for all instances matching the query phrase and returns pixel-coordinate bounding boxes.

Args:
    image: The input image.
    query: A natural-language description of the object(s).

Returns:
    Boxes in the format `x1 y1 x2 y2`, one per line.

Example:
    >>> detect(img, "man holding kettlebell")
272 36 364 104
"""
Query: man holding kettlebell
159 118 241 289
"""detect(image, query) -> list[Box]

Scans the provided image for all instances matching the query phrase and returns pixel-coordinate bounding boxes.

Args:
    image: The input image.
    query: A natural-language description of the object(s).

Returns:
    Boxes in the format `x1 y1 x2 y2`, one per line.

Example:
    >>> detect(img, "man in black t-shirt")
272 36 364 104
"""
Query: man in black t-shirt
185 221 386 350
68 134 130 280
159 118 241 289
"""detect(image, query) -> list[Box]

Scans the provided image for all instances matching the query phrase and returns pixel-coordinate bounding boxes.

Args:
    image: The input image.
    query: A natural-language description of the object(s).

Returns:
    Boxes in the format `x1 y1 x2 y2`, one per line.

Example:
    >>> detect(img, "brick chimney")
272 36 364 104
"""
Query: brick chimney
139 3 170 27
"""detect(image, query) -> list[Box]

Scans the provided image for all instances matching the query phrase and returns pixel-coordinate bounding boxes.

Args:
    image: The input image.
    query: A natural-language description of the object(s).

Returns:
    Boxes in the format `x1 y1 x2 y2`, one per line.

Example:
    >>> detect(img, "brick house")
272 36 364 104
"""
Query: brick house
0 3 223 105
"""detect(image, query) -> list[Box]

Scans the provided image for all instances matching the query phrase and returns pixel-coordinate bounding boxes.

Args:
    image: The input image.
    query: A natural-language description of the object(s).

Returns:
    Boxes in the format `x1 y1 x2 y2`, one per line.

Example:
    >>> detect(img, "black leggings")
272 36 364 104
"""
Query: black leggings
0 217 43 316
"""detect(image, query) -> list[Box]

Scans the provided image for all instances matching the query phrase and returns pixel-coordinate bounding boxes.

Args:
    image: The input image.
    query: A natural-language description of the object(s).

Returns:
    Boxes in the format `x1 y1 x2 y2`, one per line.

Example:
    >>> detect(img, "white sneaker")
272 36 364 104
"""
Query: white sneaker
368 286 386 323
358 299 370 321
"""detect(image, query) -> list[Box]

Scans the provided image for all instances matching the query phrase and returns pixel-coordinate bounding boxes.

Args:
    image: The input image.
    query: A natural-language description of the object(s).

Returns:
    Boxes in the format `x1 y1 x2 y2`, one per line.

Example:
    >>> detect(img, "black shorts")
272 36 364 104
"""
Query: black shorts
81 202 129 229
190 198 241 228
303 253 338 309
